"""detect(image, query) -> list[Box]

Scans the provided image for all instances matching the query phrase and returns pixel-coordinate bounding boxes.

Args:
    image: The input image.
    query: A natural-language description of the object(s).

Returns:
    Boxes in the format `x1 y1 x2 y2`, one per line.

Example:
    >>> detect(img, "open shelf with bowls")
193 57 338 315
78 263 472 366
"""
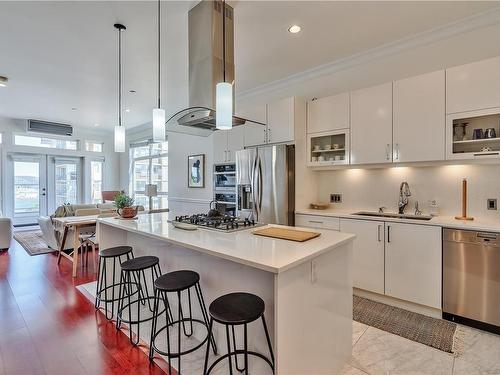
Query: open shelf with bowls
307 129 350 166
447 109 500 160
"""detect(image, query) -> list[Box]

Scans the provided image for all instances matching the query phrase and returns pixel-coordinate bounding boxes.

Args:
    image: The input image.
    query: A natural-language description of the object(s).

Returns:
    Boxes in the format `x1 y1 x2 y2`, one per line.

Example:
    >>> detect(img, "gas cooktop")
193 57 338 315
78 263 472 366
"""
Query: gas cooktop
173 214 264 232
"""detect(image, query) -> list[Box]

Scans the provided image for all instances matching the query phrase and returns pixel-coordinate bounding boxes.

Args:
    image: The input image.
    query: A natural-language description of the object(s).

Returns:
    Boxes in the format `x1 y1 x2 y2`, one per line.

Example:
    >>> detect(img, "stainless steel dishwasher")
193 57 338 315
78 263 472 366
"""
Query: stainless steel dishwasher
443 228 500 333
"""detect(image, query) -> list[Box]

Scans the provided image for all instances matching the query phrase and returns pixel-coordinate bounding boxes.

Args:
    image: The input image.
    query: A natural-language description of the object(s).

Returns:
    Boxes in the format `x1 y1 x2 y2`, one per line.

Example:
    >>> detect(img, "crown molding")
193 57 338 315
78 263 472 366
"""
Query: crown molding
236 6 500 102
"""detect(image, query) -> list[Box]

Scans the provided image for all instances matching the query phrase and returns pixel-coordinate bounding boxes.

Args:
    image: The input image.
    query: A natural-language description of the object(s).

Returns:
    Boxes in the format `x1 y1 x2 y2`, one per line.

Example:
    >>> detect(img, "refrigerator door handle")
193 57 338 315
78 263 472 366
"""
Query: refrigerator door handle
257 156 263 214
251 154 259 219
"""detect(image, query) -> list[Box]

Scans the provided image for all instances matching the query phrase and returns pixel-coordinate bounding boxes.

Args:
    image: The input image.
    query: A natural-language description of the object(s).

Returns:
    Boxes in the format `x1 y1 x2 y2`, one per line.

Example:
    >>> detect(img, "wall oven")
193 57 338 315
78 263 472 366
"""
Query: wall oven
214 163 236 191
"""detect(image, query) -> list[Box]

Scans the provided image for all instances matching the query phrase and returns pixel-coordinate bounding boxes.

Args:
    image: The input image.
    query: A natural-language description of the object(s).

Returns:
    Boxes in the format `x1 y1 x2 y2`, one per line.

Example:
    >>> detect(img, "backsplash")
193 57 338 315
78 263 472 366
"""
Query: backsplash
317 164 500 219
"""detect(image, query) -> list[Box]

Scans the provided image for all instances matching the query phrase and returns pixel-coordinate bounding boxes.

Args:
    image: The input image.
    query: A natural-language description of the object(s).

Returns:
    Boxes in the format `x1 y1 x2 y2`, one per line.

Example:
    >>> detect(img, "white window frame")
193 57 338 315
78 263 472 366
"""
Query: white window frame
14 134 80 151
130 139 168 208
85 140 104 153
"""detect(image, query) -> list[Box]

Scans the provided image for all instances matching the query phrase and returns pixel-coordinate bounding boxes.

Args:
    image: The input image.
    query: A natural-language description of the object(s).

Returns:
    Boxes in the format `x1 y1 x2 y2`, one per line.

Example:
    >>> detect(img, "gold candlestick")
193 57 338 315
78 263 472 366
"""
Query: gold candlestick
455 178 474 221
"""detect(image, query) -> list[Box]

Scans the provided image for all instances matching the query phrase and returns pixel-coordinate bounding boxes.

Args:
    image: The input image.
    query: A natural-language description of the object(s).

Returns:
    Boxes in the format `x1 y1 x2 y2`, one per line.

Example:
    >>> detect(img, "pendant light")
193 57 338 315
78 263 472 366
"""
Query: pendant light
216 0 232 130
152 0 166 142
114 23 126 153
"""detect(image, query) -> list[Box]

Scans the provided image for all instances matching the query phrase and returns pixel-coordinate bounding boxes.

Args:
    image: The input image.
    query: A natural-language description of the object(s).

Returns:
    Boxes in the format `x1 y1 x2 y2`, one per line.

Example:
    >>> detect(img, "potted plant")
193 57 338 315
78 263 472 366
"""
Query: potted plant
114 193 138 219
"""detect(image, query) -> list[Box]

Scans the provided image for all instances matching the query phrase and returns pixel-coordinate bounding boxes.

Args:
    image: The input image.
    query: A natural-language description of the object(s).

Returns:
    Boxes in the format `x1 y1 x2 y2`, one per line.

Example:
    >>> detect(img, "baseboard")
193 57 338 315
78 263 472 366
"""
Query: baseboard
354 288 442 319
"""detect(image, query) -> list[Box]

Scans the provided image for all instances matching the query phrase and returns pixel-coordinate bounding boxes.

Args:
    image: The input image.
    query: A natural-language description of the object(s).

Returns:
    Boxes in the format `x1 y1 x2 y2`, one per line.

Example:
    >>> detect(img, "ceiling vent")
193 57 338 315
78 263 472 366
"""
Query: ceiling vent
27 119 73 136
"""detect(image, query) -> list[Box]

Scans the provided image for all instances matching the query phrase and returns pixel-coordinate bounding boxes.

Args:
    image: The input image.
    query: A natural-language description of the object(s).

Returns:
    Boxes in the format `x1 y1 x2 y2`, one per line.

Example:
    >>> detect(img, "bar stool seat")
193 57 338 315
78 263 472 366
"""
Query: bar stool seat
154 270 200 292
121 255 159 271
99 245 132 258
209 292 265 325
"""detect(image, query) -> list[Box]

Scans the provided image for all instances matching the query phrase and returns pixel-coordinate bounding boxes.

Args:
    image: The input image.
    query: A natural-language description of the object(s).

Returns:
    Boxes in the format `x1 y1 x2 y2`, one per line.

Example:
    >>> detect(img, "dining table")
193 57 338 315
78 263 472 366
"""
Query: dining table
53 215 101 277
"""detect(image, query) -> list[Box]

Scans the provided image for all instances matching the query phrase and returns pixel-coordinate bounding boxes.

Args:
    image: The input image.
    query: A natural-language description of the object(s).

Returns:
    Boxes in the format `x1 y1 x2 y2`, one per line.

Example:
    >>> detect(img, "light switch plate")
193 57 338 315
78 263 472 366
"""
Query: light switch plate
487 199 497 210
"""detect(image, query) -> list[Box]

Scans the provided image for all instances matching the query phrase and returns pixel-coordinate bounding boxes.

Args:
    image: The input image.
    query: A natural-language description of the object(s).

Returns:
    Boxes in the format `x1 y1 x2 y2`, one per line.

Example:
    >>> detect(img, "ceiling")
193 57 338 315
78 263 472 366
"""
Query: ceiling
0 1 499 131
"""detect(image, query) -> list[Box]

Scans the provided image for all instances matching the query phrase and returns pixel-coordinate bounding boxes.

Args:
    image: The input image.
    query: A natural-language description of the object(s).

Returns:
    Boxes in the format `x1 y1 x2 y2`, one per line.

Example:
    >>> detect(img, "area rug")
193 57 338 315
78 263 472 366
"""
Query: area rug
353 295 464 355
13 230 55 256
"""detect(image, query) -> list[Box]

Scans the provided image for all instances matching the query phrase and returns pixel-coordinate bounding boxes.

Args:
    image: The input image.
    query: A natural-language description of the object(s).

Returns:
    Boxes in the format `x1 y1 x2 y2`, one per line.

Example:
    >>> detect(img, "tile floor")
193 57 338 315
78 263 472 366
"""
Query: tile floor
340 320 500 375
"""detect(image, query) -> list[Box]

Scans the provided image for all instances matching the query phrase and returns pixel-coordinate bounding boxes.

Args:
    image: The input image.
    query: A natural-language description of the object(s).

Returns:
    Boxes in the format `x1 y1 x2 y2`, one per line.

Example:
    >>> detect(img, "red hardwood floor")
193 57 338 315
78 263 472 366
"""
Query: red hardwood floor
0 239 171 375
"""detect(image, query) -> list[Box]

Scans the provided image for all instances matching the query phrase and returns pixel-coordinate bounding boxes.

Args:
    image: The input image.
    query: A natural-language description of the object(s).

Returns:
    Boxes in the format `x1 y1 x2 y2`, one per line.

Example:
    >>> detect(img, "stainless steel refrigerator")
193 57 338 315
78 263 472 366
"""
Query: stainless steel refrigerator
235 144 295 225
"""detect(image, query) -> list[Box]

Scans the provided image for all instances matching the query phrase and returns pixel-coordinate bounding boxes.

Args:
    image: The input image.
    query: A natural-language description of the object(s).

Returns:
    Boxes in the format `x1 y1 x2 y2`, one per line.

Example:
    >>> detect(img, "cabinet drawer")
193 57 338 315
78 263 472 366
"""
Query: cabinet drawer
295 214 340 231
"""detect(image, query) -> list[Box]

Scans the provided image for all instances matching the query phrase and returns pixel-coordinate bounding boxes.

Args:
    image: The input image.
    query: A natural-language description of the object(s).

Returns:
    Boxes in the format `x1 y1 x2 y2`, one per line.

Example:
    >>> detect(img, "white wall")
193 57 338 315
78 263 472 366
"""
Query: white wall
317 164 500 220
0 116 120 215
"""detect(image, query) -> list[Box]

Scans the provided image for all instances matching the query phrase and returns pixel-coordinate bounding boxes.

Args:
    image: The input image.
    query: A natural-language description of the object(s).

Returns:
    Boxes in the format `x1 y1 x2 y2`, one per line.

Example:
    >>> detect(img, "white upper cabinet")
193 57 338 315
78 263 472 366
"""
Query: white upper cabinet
350 83 393 165
267 97 295 144
393 70 445 163
238 103 267 148
212 130 228 164
307 93 349 134
212 126 245 164
446 56 500 114
226 125 245 162
385 223 442 309
340 219 385 294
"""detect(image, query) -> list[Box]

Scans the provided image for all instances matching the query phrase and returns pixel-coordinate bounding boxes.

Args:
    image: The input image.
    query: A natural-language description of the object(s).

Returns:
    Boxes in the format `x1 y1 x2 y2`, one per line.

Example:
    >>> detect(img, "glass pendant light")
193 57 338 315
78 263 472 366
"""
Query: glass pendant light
152 0 166 142
216 0 233 130
114 23 126 152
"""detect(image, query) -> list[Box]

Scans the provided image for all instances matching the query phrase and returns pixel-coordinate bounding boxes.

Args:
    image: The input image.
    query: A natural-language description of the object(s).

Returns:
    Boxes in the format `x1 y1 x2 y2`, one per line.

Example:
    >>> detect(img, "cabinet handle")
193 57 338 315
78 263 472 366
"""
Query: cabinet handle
308 220 323 224
387 225 391 243
227 150 231 161
268 128 272 143
474 152 499 157
224 150 227 161
386 144 391 160
378 224 382 242
395 143 400 161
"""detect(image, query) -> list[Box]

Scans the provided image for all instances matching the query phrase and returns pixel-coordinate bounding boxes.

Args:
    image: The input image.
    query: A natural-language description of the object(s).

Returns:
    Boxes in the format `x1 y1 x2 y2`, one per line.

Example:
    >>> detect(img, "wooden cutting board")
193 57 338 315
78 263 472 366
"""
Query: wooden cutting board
252 227 321 242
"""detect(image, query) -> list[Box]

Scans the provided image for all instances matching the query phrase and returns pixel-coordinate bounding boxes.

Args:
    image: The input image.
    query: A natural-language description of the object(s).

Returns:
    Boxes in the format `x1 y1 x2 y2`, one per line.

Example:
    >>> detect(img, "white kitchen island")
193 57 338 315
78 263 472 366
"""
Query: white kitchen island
97 213 354 375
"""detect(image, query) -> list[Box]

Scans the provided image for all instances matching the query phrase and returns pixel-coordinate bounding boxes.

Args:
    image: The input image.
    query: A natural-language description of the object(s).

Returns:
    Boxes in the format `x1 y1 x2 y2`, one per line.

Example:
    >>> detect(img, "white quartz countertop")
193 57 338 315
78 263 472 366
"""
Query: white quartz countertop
296 208 500 233
98 213 355 274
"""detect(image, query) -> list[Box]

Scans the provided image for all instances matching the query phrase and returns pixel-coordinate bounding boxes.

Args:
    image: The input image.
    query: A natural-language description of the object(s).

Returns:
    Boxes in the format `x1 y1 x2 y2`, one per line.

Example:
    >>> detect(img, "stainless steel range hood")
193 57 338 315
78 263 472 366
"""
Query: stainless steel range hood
166 0 250 136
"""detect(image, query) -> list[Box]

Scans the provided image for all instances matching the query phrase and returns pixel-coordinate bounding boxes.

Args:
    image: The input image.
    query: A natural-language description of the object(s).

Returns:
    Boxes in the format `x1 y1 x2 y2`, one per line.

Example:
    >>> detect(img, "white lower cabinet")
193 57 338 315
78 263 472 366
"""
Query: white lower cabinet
340 219 384 294
384 223 442 309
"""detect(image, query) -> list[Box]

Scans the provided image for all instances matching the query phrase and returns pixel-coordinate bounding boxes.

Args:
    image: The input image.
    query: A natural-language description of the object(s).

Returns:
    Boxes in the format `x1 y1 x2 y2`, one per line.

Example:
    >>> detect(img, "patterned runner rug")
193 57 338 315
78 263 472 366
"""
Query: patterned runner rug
14 230 55 256
354 295 464 355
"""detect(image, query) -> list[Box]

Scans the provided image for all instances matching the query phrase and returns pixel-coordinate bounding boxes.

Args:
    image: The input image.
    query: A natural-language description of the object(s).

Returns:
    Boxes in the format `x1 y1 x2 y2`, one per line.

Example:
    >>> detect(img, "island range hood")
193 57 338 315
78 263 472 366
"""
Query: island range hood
166 0 255 136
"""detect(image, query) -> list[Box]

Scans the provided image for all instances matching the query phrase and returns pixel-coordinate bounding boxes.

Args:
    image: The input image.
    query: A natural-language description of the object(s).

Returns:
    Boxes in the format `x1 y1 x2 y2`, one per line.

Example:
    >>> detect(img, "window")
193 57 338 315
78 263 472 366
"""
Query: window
130 139 168 209
90 160 104 204
15 135 78 150
85 141 104 153
54 160 78 206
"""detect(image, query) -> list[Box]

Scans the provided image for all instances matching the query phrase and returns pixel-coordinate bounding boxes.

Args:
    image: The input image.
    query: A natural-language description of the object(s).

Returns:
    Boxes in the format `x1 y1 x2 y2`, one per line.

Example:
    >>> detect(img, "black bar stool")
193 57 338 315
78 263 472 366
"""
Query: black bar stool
203 292 274 375
149 270 217 375
95 246 134 320
116 255 163 345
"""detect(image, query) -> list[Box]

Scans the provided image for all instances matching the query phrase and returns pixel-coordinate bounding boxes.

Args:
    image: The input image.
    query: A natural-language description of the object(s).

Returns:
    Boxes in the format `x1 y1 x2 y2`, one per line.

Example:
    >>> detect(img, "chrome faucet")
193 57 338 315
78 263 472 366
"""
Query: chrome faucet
398 182 411 214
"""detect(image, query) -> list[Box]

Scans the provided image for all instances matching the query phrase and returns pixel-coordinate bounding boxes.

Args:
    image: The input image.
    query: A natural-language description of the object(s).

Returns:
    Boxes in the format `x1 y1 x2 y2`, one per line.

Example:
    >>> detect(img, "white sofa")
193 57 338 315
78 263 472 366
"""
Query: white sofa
38 203 117 251
0 210 13 251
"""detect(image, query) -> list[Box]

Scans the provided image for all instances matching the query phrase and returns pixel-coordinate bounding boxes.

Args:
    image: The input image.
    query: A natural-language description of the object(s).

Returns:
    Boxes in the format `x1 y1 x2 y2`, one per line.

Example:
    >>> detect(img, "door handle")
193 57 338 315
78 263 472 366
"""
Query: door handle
378 224 382 242
387 225 391 243
394 143 400 161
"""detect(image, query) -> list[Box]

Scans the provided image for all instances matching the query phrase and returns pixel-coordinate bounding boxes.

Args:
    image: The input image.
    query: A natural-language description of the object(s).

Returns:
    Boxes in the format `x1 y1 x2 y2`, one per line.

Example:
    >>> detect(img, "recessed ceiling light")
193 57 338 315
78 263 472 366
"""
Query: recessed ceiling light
125 109 131 112
288 25 301 34
71 107 77 111
93 123 100 127
0 76 9 87
129 90 136 93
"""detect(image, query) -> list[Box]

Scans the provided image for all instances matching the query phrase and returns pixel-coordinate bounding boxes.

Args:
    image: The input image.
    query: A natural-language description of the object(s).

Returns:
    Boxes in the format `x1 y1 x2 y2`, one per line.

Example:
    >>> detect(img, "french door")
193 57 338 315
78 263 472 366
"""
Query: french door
9 154 48 226
7 154 82 226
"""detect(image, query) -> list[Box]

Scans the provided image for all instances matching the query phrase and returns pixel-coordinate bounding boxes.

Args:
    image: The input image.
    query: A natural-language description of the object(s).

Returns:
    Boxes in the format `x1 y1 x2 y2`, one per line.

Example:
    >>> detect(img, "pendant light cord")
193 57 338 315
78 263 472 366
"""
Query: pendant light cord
118 27 122 127
222 0 226 83
157 0 161 108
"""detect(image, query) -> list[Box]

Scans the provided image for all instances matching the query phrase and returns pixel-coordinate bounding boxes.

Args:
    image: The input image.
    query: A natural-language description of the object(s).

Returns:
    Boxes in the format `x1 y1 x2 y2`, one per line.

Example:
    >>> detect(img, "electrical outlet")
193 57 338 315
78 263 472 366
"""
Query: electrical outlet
487 199 497 210
330 194 342 203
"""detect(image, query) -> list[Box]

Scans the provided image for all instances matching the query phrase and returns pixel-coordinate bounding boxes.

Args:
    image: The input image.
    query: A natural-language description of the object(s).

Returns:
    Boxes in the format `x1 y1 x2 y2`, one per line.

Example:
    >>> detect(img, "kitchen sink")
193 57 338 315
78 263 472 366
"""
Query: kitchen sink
352 211 433 221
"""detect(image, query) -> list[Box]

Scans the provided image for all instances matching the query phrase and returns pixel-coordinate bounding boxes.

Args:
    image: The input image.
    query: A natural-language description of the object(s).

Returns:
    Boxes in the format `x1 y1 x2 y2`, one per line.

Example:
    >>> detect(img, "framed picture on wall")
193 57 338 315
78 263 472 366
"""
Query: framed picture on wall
188 154 205 188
